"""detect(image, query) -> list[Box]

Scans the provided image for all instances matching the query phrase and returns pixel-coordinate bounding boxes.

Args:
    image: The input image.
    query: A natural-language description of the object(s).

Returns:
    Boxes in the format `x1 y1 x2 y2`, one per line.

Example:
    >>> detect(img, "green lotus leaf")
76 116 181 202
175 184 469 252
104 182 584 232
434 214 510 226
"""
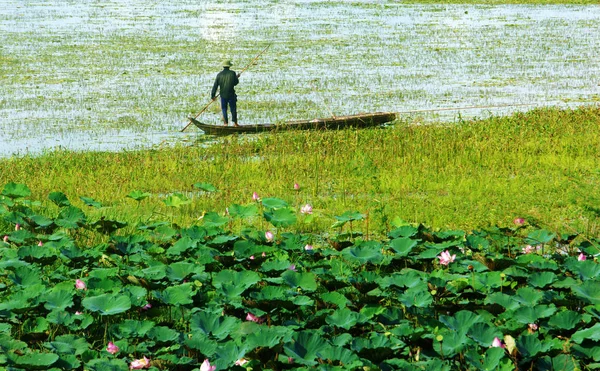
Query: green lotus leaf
46 309 75 326
467 322 501 347
184 331 218 355
55 206 86 229
565 258 600 280
517 334 551 359
292 295 314 306
43 289 74 311
30 214 54 228
388 224 418 238
284 331 329 366
79 196 102 208
536 354 578 371
85 357 129 371
10 351 59 368
484 292 520 311
320 292 350 308
261 197 288 209
87 276 123 292
510 305 557 324
18 245 59 261
388 237 418 257
334 211 365 223
166 261 202 282
82 293 131 315
261 259 293 272
326 308 367 330
189 311 240 340
377 270 425 289
48 191 71 207
156 283 194 306
249 285 289 301
166 236 196 256
54 354 81 370
351 332 395 352
438 330 470 358
318 345 361 366
127 190 151 202
122 285 148 307
527 272 557 288
193 182 217 192
472 271 503 291
571 280 600 304
201 212 229 227
439 310 484 334
44 335 89 355
398 286 433 308
23 317 50 334
263 207 297 227
228 203 259 219
141 264 166 281
147 326 181 343
163 193 190 208
9 266 43 287
0 334 27 353
465 346 506 370
341 241 384 265
239 323 293 348
89 218 127 234
514 287 544 307
548 310 582 330
571 323 600 344
112 320 155 339
525 229 555 245
213 269 261 290
213 341 249 370
571 344 600 362
2 182 31 199
281 270 317 291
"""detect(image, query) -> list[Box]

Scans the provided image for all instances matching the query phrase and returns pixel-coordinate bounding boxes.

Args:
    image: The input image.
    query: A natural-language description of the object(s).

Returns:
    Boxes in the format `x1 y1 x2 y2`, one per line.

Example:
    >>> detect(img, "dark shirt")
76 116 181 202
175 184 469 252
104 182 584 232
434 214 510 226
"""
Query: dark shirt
211 68 239 100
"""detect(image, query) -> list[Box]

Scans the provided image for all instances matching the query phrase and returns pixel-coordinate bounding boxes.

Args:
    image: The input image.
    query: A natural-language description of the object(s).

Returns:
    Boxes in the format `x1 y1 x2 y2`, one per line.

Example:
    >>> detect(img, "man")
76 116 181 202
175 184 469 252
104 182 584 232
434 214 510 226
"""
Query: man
211 60 240 127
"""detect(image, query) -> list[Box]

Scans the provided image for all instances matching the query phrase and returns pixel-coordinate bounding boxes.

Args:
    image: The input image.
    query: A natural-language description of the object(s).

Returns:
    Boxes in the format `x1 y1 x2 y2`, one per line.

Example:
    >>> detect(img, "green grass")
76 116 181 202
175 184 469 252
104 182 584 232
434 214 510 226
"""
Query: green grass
1 106 599 237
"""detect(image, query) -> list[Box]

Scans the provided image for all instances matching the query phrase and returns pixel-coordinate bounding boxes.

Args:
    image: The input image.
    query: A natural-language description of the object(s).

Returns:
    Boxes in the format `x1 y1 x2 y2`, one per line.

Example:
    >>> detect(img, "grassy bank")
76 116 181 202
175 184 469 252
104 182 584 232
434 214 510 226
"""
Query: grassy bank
2 106 599 237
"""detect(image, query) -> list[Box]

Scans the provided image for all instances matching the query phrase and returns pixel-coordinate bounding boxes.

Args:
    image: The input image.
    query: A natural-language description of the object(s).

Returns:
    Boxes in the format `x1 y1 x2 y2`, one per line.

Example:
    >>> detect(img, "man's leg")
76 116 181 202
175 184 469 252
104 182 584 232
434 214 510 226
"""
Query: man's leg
230 96 239 127
220 97 229 125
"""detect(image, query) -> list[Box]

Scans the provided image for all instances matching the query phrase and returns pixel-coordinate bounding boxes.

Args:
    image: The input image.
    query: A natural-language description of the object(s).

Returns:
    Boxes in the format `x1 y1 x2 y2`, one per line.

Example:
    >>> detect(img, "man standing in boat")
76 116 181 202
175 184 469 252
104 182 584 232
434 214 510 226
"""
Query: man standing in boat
211 60 240 127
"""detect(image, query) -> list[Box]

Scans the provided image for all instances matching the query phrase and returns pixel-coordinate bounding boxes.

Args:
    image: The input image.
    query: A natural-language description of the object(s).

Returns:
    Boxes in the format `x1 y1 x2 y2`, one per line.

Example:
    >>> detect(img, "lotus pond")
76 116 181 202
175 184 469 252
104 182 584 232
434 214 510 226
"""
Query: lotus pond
2 182 600 370
1 0 600 157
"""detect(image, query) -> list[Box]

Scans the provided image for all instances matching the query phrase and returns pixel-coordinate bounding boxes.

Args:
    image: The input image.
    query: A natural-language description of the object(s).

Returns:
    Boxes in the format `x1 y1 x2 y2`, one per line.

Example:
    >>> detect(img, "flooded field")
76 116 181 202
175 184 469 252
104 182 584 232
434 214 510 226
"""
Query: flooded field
1 0 598 157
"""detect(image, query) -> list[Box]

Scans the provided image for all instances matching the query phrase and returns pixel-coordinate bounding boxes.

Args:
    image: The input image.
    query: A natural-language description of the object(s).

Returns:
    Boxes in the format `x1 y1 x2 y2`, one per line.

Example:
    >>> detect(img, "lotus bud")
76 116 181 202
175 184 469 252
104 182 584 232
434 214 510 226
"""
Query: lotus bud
75 279 87 290
106 341 119 354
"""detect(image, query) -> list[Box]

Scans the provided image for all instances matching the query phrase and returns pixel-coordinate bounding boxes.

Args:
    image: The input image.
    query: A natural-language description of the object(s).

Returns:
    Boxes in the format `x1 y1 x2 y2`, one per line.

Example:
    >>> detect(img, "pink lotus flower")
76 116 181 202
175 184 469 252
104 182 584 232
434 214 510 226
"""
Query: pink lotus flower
528 323 538 331
252 192 260 201
75 311 83 315
75 279 87 290
300 204 313 214
246 312 262 323
129 356 150 369
288 264 297 271
304 244 313 251
522 245 541 254
38 241 43 247
262 252 266 257
578 253 587 261
2 235 8 243
491 337 505 348
200 359 216 371
141 303 152 310
265 231 274 242
438 250 456 266
106 341 119 354
513 217 525 225
235 358 249 366
293 182 300 190
15 223 20 231
250 255 255 260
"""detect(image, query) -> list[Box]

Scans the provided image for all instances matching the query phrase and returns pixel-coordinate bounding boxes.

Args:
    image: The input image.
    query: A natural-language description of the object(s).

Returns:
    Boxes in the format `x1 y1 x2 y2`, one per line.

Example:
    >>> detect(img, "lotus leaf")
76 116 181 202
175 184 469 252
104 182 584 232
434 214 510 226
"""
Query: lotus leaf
193 182 217 192
527 271 557 288
548 310 582 330
240 323 293 348
44 335 89 355
571 344 600 362
264 207 297 227
141 264 167 280
284 331 329 366
10 351 59 368
147 326 181 343
388 225 418 238
184 331 218 355
190 311 240 340
9 266 42 287
571 323 600 344
22 317 49 334
438 330 470 358
517 334 552 359
163 193 190 208
514 287 544 307
166 236 196 256
281 270 317 291
80 196 102 208
317 346 362 366
261 197 288 209
341 241 384 265
82 293 131 315
54 354 81 370
439 310 484 334
155 283 194 306
536 354 579 371
398 286 433 308
46 310 75 326
43 289 74 311
123 285 148 307
509 304 556 324
326 308 367 330
467 323 501 347
213 341 249 370
18 245 58 261
565 258 600 280
484 292 520 311
351 331 395 352
571 280 600 304
227 203 259 219
30 214 54 228
388 237 418 257
49 191 71 207
112 320 156 339
87 276 123 292
376 307 406 325
2 183 31 199
320 292 350 308
85 357 129 371
472 271 503 291
465 346 506 371
55 206 86 229
166 261 202 282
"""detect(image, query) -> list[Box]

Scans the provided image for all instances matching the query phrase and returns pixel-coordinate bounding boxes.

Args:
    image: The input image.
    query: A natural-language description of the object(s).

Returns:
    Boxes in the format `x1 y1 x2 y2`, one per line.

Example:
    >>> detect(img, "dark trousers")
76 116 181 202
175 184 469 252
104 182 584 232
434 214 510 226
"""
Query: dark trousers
220 96 237 124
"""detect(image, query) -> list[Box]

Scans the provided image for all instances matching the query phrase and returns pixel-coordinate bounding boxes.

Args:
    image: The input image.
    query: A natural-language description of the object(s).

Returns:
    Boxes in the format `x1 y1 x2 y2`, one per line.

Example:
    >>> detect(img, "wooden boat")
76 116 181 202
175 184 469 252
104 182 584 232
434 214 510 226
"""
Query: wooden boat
188 112 397 135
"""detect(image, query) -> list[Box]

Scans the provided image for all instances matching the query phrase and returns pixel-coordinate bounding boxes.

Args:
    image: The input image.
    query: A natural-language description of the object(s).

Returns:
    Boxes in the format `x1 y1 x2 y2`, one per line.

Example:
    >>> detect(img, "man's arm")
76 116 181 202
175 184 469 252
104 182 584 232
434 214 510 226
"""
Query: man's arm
211 75 220 99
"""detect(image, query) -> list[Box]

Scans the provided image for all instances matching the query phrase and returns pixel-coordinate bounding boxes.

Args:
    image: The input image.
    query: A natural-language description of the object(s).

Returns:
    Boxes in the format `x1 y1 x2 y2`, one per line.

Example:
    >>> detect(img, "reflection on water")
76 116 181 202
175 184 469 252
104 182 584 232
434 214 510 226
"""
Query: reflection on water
0 1 598 158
